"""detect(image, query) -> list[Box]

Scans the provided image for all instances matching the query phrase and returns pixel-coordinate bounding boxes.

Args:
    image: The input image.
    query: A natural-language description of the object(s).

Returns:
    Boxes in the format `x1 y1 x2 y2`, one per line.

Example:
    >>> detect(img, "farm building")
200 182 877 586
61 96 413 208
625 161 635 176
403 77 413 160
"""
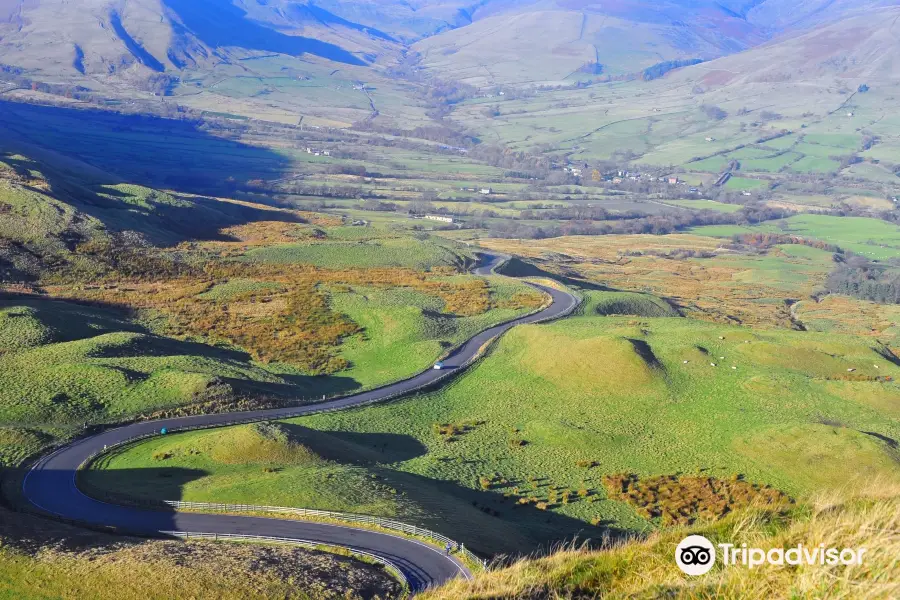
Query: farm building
425 215 455 223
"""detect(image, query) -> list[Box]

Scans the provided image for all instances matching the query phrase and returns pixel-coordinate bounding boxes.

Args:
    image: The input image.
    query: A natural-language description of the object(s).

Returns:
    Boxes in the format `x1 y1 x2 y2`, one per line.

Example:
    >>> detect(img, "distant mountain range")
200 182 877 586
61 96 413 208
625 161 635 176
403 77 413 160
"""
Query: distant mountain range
670 6 900 92
406 0 900 85
0 0 897 88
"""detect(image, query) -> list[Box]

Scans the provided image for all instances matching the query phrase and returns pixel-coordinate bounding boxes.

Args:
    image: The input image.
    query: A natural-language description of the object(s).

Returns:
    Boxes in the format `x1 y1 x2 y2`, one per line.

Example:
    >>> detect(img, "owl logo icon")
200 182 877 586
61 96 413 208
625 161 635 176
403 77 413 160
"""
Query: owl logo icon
676 535 716 576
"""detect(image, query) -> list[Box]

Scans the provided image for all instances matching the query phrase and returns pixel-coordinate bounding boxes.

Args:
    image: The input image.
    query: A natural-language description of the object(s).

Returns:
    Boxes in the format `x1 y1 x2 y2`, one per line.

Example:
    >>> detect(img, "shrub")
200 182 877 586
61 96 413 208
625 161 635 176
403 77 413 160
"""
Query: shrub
701 104 728 120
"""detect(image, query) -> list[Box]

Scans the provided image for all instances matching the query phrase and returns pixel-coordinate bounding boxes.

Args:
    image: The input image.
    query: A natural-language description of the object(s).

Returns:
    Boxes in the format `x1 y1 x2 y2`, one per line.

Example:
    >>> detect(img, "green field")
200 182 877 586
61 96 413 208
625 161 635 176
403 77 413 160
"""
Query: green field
89 299 900 553
724 176 768 190
788 156 842 173
736 152 802 172
241 232 469 270
83 422 411 517
662 199 743 213
698 244 836 292
690 215 900 260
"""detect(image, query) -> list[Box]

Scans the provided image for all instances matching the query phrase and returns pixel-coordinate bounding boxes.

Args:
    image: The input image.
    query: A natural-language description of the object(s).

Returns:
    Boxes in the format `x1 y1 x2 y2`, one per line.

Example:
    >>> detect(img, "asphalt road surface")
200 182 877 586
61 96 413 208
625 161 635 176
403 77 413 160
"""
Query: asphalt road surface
22 252 579 591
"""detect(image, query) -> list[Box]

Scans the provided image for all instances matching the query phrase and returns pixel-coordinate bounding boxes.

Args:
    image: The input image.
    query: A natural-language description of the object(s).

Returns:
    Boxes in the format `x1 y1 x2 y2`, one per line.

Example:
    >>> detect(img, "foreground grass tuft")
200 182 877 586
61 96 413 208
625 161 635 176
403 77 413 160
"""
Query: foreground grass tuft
421 484 900 599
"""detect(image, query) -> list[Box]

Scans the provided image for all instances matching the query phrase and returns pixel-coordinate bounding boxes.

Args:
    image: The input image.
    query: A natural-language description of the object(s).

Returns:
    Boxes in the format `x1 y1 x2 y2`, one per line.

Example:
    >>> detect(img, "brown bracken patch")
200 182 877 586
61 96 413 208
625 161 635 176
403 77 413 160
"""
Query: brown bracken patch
602 473 791 526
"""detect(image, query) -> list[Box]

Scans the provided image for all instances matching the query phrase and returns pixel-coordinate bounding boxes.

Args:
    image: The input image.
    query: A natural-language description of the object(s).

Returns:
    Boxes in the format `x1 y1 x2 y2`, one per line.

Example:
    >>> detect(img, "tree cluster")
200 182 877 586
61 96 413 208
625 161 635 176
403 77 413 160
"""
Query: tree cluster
825 255 900 304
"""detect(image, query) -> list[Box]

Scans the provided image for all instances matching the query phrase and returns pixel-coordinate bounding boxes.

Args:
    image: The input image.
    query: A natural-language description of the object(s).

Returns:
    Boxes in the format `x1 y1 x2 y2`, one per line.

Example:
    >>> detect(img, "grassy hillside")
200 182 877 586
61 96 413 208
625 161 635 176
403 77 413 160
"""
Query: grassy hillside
583 291 681 318
0 294 326 432
90 301 900 554
423 483 900 599
82 421 415 518
413 3 761 86
0 143 545 464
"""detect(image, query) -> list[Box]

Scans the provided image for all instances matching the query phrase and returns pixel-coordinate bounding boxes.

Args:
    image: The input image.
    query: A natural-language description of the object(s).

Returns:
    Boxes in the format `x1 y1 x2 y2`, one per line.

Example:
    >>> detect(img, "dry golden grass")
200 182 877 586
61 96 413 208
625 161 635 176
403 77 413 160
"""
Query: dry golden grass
0 504 401 600
42 259 514 372
484 236 815 329
175 194 342 228
422 482 900 600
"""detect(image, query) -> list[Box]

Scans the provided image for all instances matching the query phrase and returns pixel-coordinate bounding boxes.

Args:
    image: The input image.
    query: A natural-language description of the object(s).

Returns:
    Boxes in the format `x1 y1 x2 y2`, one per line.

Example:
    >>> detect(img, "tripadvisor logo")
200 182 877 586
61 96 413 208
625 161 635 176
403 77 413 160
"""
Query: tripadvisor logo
675 535 868 576
676 535 716 575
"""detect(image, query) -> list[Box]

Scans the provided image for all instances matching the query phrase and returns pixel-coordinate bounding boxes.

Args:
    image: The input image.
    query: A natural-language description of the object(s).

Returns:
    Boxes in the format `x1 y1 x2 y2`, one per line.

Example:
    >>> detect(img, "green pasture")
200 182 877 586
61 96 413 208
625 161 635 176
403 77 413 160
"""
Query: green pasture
240 233 469 270
692 215 900 260
662 200 743 213
724 177 768 190
91 300 900 553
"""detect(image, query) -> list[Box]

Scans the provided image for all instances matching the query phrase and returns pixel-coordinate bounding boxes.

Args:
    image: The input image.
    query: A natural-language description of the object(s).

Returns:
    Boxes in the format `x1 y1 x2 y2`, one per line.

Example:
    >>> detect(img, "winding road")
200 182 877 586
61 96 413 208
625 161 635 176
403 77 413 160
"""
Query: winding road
21 253 579 592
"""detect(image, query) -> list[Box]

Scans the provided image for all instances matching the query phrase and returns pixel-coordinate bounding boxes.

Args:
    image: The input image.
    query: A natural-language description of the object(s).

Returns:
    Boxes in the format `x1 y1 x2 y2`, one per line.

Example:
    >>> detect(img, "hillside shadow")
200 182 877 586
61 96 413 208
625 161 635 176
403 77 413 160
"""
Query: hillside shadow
71 458 629 558
8 452 632 564
497 257 614 291
0 101 303 244
0 294 143 342
366 467 633 557
223 375 362 402
285 4 397 42
164 0 366 65
0 248 35 283
2 466 191 553
78 466 211 507
279 424 427 464
258 425 631 555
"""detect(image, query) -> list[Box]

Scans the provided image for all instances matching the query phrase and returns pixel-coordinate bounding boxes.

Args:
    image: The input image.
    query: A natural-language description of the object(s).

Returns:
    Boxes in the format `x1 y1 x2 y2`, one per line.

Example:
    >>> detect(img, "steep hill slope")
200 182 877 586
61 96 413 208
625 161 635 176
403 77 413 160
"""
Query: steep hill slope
409 0 900 86
742 0 899 30
412 0 768 86
675 7 900 92
0 0 395 84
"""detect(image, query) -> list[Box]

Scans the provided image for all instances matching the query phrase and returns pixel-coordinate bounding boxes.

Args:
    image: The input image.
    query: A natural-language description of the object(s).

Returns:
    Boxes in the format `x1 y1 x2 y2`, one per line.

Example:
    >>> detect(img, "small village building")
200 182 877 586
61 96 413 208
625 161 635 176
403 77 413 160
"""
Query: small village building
425 214 455 224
